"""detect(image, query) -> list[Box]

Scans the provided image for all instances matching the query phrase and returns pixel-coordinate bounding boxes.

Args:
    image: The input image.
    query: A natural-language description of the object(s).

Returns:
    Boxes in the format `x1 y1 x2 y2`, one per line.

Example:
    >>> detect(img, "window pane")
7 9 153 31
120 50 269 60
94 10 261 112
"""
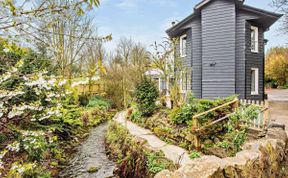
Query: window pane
251 29 255 51
251 70 255 92
187 70 192 90
251 40 255 51
183 37 186 55
251 30 255 40
160 79 166 90
182 72 187 90
180 35 187 56
251 27 258 52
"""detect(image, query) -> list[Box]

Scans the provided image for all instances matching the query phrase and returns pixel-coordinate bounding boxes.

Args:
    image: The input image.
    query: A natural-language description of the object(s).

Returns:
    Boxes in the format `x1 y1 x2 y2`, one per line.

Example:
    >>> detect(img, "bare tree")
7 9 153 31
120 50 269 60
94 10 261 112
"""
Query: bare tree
103 38 149 108
0 0 99 31
0 0 112 78
149 37 188 107
273 0 288 33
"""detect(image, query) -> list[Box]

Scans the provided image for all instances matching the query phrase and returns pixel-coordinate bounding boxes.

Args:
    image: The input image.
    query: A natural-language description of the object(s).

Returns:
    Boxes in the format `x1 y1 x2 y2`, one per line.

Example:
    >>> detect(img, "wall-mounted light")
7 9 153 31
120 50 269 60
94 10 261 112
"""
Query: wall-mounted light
210 62 216 67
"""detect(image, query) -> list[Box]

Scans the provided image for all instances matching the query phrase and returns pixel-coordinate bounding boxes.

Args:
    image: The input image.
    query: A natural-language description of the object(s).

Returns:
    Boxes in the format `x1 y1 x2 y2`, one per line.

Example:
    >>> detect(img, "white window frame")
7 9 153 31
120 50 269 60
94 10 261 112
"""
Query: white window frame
180 69 192 93
251 26 259 53
251 68 259 95
180 34 187 57
180 71 187 93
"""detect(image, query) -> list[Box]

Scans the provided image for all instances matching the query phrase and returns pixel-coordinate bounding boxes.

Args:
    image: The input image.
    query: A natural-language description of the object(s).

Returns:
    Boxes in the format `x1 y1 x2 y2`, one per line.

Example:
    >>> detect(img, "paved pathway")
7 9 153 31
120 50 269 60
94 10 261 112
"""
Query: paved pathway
267 89 288 134
114 112 191 166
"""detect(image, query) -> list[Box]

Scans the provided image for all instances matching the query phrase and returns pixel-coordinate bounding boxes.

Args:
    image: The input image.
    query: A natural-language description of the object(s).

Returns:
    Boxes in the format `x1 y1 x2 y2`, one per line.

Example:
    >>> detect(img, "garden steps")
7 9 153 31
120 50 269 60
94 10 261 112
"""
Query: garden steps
114 111 191 166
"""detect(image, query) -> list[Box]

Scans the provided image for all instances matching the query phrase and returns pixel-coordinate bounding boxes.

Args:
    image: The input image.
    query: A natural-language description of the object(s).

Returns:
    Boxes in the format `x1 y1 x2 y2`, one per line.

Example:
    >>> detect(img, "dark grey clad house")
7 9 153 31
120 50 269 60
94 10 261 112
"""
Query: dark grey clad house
166 0 282 100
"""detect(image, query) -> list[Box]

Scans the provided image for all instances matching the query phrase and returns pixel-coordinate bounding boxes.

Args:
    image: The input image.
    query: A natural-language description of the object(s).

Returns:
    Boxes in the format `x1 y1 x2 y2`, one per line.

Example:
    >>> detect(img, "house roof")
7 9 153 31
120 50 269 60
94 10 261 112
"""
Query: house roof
194 0 244 10
166 0 283 36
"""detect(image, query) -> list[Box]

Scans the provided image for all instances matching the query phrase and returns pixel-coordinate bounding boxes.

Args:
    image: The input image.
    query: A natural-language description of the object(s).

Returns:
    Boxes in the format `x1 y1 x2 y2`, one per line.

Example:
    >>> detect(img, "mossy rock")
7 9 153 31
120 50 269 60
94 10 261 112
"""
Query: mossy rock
87 166 100 173
207 147 229 158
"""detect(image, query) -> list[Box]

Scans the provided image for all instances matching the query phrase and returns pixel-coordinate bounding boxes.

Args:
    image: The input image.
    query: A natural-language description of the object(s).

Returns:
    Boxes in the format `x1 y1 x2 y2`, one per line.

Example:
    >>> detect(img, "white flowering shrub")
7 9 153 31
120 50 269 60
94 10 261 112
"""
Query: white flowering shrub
7 162 50 178
0 62 66 124
0 39 98 177
0 59 77 176
21 131 50 161
0 40 113 177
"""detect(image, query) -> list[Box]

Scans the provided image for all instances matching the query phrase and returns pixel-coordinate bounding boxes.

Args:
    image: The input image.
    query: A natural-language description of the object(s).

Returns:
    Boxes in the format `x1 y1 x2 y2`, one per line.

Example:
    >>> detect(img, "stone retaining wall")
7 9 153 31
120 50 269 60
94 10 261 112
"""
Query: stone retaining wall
155 127 288 178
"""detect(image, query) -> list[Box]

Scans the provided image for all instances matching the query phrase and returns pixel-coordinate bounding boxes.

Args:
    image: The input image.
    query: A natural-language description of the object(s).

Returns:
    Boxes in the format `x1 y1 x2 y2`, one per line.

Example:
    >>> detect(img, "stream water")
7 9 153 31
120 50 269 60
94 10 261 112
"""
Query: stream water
59 123 116 178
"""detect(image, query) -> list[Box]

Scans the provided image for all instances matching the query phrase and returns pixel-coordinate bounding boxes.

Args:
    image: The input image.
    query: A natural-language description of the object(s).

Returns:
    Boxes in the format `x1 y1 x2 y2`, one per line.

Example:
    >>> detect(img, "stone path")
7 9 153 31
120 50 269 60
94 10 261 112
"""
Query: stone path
114 111 191 166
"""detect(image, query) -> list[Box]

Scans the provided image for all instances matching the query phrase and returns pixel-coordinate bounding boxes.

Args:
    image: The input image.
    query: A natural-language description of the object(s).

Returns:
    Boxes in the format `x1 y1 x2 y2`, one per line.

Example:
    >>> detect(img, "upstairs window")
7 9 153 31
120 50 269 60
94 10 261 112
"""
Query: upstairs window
251 26 259 53
180 34 187 57
251 68 259 95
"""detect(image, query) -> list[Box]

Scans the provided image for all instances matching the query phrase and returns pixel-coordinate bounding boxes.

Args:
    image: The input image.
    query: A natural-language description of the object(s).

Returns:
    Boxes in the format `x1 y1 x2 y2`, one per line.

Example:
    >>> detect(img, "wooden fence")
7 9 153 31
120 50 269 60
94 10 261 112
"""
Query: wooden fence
240 99 269 130
191 98 269 150
192 98 239 150
75 82 105 95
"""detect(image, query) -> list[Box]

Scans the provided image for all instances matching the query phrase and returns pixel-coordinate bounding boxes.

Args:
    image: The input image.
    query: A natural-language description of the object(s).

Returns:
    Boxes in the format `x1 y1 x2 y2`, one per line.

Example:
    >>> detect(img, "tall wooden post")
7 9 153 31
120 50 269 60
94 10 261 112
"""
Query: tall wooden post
264 100 269 127
232 98 240 111
192 116 201 150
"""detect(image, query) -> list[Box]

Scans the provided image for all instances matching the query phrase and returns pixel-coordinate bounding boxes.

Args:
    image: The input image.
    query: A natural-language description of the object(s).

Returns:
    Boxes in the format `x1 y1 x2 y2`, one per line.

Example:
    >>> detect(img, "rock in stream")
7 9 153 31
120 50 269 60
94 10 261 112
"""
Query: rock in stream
59 123 115 178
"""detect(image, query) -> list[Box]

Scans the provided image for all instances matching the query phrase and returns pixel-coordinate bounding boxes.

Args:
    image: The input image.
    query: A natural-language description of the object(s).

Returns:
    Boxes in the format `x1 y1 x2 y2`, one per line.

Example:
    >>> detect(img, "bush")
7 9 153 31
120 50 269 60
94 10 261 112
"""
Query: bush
159 96 167 107
87 96 111 109
210 105 261 156
0 133 7 144
105 122 148 178
170 97 235 125
265 78 278 88
146 151 174 174
169 104 202 124
20 131 50 161
169 100 213 125
7 162 51 178
78 94 89 106
134 79 159 117
130 110 142 123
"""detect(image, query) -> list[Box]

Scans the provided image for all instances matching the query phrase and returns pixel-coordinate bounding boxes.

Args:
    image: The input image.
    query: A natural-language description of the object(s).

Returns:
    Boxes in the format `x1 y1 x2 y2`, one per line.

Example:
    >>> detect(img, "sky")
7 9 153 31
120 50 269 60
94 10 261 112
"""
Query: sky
93 0 287 53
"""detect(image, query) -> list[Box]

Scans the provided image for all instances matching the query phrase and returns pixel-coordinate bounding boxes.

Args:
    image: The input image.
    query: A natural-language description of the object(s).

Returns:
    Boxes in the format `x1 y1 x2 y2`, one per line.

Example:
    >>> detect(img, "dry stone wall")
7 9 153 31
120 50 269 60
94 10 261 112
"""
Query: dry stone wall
155 126 288 178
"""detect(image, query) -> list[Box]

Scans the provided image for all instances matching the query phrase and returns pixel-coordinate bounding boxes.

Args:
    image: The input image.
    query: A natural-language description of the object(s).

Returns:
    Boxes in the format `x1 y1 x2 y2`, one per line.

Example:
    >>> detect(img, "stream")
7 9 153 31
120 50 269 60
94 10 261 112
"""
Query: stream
59 123 116 178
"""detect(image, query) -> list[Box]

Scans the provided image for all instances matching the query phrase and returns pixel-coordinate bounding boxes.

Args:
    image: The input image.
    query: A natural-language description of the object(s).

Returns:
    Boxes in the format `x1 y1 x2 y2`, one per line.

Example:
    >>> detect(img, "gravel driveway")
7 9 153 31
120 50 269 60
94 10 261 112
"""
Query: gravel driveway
267 89 288 134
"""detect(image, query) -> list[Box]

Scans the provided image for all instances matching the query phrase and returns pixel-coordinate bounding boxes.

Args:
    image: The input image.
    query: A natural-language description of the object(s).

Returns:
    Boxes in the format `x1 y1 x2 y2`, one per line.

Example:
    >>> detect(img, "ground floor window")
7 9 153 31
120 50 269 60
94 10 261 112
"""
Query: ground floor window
251 68 259 95
152 78 167 91
160 78 166 90
180 69 192 92
181 72 187 91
